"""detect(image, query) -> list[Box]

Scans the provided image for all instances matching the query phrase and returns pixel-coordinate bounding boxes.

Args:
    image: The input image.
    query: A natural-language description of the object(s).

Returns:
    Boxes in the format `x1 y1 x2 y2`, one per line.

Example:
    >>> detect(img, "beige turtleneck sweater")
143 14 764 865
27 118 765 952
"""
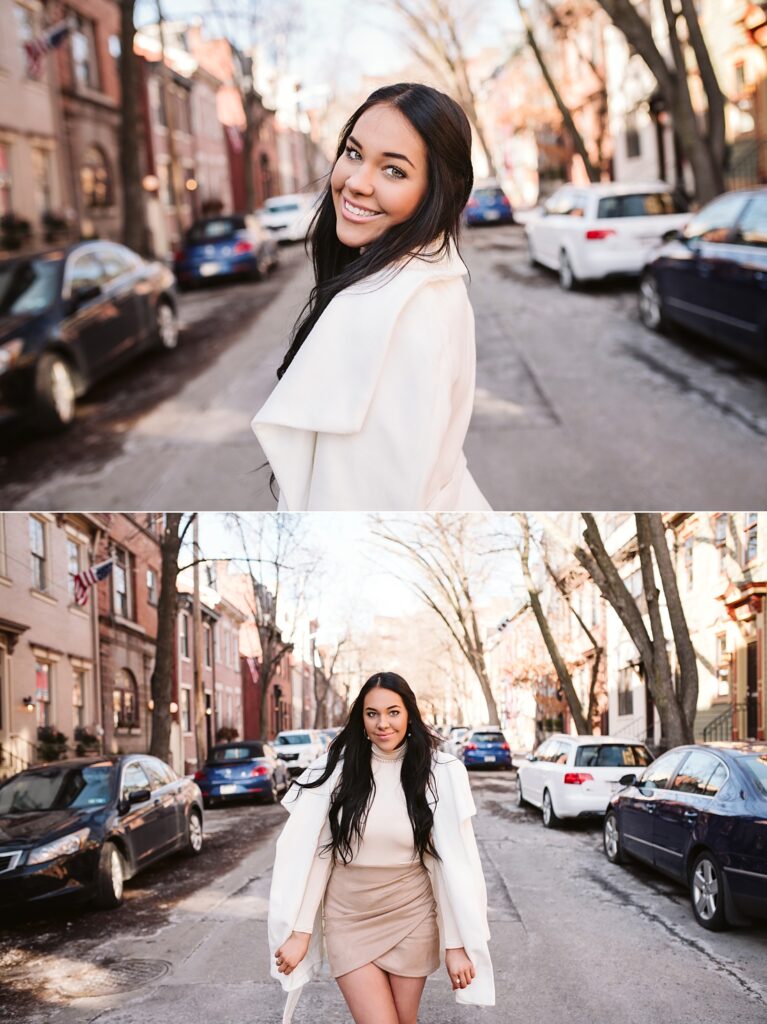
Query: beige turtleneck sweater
293 741 462 946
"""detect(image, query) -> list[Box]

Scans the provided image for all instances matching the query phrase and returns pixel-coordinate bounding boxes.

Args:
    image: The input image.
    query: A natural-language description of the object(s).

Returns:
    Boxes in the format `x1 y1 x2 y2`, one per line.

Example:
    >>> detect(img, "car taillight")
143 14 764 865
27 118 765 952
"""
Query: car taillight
564 772 594 785
193 770 206 781
464 743 477 751
501 196 510 207
173 249 185 262
585 229 616 241
250 765 269 777
234 240 254 254
500 742 510 751
467 198 479 208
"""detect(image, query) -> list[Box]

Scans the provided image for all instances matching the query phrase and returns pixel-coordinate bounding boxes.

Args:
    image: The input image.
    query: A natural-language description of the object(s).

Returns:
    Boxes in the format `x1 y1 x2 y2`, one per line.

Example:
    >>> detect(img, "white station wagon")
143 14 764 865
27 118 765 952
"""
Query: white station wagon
525 182 690 289
516 733 654 827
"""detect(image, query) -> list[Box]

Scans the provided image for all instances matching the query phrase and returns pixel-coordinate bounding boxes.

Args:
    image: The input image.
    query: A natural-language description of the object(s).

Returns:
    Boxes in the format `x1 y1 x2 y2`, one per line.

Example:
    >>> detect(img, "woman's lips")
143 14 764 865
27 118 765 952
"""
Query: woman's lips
340 196 383 223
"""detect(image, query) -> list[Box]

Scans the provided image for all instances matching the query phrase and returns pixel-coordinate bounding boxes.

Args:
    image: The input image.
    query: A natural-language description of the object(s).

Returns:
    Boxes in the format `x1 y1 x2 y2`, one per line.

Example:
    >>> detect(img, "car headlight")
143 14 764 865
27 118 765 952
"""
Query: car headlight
0 338 24 374
27 827 90 865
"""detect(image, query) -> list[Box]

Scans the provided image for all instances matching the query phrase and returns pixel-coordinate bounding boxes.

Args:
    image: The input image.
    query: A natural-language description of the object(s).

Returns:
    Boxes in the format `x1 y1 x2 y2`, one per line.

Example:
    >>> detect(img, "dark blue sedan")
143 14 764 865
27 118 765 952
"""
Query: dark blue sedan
173 214 278 288
464 184 515 226
193 741 289 807
603 742 767 930
638 187 767 363
461 729 512 770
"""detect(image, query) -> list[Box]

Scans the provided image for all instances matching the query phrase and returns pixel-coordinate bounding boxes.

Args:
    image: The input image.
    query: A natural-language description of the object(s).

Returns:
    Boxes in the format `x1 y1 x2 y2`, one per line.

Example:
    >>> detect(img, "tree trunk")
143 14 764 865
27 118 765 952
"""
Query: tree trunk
118 1 150 254
192 516 207 769
149 514 183 763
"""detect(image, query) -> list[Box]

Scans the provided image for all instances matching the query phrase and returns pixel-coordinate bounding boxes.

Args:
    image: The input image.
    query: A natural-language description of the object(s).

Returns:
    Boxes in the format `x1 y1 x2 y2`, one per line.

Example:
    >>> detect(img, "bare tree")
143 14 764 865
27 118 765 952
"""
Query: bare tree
118 1 151 253
372 514 501 726
313 636 348 729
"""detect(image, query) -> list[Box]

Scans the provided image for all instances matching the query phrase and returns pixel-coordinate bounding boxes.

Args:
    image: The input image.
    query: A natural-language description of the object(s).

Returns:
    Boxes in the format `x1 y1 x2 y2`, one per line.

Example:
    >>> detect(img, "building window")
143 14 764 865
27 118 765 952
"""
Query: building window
14 4 38 75
181 687 191 732
204 624 212 668
714 514 728 573
625 109 641 159
223 626 230 667
113 668 138 729
179 613 190 659
67 539 82 601
35 660 51 727
30 146 52 220
0 143 12 216
617 665 634 717
71 15 101 91
113 547 132 618
715 634 729 698
226 690 233 724
147 568 158 605
80 145 111 208
744 513 758 565
73 668 85 728
683 536 694 589
29 515 47 591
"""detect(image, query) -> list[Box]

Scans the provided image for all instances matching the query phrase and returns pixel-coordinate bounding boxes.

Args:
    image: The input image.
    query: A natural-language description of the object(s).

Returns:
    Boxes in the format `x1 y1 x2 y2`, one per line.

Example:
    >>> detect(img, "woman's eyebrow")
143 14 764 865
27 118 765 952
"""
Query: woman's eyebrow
348 135 415 169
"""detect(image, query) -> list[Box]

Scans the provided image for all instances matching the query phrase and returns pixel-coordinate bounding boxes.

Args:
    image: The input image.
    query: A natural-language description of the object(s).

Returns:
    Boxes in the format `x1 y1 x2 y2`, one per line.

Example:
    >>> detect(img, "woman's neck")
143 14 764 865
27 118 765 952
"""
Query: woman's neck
371 739 407 762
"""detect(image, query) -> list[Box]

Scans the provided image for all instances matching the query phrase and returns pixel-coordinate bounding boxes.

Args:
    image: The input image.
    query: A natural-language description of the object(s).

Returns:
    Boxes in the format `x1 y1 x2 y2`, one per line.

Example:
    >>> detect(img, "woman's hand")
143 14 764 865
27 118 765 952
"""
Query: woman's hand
445 947 476 990
274 931 311 975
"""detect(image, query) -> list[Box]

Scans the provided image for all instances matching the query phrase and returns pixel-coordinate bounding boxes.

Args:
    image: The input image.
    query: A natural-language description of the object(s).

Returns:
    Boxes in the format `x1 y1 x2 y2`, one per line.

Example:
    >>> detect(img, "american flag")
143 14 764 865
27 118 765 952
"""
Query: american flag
24 17 75 80
73 559 113 607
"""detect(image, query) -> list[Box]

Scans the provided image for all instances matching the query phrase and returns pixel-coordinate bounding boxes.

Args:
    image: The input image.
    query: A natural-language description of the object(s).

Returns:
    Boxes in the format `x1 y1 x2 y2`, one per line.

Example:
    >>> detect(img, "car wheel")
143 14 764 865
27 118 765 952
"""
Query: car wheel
527 235 538 267
35 352 77 430
541 789 560 828
638 272 667 332
264 776 279 804
690 851 728 931
603 811 625 864
183 808 204 856
94 841 125 909
516 777 527 807
155 300 179 350
558 249 578 291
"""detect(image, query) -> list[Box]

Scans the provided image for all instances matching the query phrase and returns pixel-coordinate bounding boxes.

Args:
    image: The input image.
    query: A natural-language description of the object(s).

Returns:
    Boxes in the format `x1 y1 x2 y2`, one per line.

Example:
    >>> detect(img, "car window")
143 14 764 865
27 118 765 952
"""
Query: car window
597 192 684 219
534 739 553 761
275 732 311 745
68 251 107 293
552 741 571 764
734 195 767 248
265 200 301 213
671 751 727 796
741 754 767 795
684 193 751 243
122 761 151 798
0 763 114 813
575 744 653 768
471 731 504 743
142 759 170 791
639 750 686 790
544 191 570 215
99 246 134 280
0 257 60 316
209 744 263 761
187 217 245 242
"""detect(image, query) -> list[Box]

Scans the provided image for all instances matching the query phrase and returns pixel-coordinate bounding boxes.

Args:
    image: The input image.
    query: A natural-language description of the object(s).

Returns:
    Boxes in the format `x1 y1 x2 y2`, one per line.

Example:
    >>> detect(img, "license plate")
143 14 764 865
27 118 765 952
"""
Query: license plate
199 261 221 277
219 784 237 795
484 210 500 221
484 755 496 762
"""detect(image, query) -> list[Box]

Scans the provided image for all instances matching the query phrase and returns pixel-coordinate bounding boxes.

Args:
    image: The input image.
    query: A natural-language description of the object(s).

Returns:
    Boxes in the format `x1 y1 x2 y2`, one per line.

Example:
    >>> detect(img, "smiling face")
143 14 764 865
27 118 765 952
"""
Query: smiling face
330 103 429 248
363 685 409 750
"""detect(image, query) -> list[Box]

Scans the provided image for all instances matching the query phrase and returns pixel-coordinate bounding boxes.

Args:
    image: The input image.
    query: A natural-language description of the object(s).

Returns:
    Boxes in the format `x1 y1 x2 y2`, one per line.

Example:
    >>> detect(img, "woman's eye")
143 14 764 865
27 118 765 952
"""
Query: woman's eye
345 146 361 160
385 166 406 179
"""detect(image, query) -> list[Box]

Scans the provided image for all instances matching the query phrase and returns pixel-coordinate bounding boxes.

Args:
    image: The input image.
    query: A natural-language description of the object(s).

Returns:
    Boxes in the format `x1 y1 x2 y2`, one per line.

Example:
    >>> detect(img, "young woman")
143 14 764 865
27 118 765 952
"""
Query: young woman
267 672 495 1024
252 83 491 512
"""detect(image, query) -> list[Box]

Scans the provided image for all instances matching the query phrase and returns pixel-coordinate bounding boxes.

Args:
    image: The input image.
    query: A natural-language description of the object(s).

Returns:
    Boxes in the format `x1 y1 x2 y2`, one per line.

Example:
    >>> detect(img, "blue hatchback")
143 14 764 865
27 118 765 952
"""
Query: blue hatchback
194 741 289 807
173 214 278 288
464 185 515 226
461 729 512 770
603 742 767 930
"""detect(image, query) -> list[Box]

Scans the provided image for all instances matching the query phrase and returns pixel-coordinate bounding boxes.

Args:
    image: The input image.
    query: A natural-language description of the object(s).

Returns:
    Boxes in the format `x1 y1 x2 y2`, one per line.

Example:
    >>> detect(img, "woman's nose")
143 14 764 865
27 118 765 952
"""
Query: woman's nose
346 167 374 194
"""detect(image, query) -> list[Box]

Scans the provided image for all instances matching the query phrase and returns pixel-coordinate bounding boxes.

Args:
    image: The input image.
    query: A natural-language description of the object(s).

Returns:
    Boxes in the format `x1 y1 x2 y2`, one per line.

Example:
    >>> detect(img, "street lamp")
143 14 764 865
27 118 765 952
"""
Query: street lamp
22 696 35 712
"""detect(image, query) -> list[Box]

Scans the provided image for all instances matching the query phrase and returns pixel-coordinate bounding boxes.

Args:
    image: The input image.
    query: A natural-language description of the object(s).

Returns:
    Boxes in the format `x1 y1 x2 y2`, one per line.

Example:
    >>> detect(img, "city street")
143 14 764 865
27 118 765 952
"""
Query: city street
2 771 766 1024
1 226 767 509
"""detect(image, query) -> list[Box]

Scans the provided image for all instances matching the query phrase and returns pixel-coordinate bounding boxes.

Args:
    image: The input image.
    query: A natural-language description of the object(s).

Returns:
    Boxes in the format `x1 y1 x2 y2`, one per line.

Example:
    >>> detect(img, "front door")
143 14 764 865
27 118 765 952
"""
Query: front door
119 760 166 865
746 642 758 740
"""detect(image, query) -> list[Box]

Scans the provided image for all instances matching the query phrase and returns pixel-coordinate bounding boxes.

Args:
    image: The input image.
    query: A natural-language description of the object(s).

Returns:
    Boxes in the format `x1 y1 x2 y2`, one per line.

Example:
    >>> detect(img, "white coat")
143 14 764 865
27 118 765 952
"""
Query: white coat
251 246 491 511
267 751 495 1024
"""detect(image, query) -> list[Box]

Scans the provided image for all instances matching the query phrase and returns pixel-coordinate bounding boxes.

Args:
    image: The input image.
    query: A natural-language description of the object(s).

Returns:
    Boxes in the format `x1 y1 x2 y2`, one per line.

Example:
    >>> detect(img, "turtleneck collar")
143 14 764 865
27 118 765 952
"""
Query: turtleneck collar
371 739 407 762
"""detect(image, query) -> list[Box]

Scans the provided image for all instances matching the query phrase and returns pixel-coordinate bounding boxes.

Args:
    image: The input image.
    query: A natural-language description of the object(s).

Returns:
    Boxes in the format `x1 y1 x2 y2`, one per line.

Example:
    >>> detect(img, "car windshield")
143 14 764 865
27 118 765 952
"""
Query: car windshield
473 188 505 201
0 763 115 813
275 733 311 745
265 201 300 213
187 218 244 242
0 258 60 316
597 192 685 218
574 744 653 768
471 732 505 743
741 754 767 796
208 745 262 762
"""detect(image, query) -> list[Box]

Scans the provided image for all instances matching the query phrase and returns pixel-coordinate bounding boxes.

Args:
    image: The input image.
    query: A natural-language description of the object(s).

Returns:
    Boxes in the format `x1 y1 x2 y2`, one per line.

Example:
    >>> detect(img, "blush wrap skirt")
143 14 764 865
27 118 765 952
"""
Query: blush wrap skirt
323 860 440 979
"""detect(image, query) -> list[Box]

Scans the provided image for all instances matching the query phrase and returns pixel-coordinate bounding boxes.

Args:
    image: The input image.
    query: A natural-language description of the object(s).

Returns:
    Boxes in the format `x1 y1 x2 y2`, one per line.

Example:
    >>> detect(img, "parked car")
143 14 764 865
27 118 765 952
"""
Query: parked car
193 740 289 807
604 742 767 930
464 183 514 226
257 193 319 243
516 734 653 827
638 187 767 364
0 241 178 430
525 182 690 290
173 214 278 289
461 728 512 770
319 727 343 749
272 730 326 777
443 726 471 757
0 755 203 912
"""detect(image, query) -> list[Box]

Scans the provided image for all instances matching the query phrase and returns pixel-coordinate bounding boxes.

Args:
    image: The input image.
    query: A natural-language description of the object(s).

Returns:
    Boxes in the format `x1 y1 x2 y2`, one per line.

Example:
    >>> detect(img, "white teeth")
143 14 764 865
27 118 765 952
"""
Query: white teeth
345 199 379 217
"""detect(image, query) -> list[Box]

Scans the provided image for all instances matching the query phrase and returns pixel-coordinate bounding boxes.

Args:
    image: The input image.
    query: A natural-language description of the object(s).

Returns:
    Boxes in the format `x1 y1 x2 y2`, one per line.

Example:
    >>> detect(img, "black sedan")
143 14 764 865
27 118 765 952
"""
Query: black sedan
603 742 767 930
638 187 767 363
0 240 178 430
0 755 203 912
193 740 289 807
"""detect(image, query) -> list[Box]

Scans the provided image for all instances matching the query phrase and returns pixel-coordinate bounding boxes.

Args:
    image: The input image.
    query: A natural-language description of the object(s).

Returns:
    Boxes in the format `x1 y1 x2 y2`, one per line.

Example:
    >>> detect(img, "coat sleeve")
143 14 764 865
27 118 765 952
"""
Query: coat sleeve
305 278 470 510
293 819 333 933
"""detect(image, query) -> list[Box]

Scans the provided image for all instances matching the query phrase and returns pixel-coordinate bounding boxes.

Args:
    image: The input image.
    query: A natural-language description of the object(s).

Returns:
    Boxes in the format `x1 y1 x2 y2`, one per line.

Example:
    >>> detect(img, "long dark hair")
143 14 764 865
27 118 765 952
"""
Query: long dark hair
292 671 443 865
277 83 474 379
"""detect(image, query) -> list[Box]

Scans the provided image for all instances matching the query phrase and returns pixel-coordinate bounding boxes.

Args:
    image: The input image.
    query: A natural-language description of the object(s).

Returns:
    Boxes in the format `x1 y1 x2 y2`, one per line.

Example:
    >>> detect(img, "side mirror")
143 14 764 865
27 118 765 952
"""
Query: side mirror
70 282 102 309
619 773 637 787
128 787 151 805
661 228 684 244
526 753 537 762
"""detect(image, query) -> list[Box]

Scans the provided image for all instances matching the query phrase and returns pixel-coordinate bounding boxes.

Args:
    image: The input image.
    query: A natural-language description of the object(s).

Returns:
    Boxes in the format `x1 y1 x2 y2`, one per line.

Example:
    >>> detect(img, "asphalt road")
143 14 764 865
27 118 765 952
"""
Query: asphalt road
1 227 766 509
2 771 766 1023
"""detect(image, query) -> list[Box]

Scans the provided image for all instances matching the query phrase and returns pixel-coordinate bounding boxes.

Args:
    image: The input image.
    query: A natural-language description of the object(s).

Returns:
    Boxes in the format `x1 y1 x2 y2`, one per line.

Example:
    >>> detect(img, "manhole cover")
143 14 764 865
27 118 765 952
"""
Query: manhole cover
55 958 170 998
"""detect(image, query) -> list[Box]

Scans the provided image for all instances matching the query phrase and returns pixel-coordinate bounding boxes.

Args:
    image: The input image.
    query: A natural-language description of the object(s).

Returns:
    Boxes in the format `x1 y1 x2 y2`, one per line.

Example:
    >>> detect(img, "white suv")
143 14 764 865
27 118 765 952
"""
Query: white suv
525 182 690 289
272 730 326 776
516 734 653 827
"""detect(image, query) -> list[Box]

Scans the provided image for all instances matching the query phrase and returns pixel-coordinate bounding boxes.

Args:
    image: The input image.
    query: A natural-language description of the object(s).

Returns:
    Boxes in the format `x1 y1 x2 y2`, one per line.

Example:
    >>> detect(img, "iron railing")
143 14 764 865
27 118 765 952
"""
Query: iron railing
703 702 746 743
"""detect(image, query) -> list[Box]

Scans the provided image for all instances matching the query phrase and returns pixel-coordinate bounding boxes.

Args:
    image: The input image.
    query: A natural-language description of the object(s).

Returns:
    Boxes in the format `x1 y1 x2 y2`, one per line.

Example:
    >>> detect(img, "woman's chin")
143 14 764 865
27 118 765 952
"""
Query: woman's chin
335 218 382 249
